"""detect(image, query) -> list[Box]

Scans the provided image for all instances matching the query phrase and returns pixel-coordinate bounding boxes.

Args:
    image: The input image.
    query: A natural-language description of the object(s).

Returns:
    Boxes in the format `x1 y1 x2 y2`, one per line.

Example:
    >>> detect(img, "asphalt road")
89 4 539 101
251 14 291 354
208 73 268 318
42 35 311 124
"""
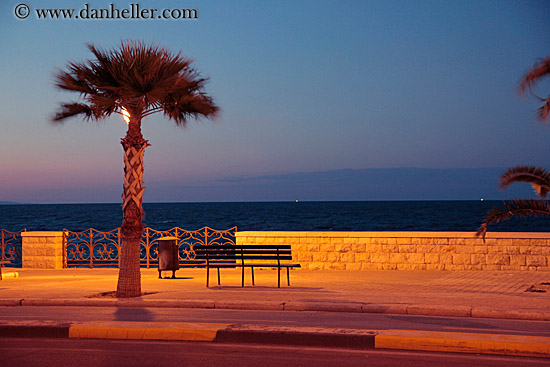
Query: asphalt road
1 338 547 367
1 306 549 337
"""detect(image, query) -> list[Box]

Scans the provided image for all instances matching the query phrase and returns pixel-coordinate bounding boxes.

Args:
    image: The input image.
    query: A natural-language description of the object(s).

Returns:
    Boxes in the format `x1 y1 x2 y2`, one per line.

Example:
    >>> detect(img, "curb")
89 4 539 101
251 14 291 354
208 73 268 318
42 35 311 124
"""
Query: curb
375 329 550 357
0 272 19 280
217 325 377 349
69 321 230 341
3 298 550 321
0 322 548 358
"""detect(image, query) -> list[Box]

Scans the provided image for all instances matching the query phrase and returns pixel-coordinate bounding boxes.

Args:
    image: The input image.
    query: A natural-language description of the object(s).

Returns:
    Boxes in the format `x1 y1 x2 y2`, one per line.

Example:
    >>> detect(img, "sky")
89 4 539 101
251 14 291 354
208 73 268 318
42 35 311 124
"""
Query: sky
0 0 549 203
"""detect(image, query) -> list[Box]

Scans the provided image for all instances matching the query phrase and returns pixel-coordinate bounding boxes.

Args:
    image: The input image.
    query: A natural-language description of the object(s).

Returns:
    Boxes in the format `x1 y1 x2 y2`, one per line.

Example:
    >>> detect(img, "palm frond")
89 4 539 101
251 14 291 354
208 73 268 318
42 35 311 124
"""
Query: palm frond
54 65 97 95
162 93 219 126
537 97 550 122
476 199 550 240
52 103 102 123
519 57 550 96
500 166 550 198
519 57 550 123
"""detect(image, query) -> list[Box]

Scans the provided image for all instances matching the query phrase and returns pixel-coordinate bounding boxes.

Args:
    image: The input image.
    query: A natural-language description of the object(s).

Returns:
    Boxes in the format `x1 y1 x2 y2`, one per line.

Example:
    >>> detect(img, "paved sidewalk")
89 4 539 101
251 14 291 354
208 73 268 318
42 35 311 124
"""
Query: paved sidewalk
0 268 549 357
1 268 549 319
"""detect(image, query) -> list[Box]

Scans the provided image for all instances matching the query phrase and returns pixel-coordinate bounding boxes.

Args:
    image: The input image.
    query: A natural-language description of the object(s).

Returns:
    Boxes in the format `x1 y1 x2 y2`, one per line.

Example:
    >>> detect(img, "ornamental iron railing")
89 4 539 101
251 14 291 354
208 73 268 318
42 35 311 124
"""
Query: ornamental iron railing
63 226 237 268
0 229 25 267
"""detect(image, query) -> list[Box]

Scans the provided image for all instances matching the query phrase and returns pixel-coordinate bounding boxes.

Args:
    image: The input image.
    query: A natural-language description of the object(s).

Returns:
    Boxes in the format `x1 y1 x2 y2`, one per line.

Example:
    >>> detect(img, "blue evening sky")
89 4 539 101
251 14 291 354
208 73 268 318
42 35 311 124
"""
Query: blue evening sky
0 1 549 203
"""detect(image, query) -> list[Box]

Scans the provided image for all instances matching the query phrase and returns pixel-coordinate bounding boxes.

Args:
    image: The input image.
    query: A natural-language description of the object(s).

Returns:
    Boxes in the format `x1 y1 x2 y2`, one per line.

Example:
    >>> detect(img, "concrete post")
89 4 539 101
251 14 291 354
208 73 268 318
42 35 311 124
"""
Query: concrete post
21 232 64 269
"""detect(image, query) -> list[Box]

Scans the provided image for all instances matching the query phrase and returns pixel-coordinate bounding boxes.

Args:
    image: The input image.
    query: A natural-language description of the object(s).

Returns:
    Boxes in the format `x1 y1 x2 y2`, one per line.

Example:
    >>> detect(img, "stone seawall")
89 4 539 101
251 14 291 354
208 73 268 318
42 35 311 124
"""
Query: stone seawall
236 232 550 271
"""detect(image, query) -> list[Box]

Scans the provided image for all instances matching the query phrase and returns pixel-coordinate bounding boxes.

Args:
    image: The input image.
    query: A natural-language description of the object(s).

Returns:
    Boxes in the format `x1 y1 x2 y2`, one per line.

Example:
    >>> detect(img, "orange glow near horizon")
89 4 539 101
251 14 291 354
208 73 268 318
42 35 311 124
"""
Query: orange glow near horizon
121 107 130 124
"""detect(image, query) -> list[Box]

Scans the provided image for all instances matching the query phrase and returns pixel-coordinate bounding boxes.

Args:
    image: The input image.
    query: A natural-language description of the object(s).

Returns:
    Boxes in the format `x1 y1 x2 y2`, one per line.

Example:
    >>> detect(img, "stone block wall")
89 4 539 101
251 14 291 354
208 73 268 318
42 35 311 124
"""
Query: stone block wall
236 231 550 271
21 232 64 269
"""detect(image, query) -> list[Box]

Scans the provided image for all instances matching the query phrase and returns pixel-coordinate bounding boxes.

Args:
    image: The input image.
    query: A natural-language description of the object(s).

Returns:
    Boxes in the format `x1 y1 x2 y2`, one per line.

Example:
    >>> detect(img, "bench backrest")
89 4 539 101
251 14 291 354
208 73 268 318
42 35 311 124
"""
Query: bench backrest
194 244 293 264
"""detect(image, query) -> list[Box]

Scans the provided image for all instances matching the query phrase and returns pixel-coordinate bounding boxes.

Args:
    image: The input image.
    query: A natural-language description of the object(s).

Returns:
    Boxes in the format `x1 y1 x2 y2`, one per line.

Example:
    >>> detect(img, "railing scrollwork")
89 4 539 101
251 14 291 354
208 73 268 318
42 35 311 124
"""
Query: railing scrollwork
1 229 25 267
63 226 236 268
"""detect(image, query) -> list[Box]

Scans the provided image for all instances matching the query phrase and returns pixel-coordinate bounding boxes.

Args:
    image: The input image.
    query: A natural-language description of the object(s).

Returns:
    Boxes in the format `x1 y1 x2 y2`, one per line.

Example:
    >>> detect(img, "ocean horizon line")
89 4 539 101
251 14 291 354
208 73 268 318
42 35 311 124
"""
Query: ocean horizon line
1 199 502 206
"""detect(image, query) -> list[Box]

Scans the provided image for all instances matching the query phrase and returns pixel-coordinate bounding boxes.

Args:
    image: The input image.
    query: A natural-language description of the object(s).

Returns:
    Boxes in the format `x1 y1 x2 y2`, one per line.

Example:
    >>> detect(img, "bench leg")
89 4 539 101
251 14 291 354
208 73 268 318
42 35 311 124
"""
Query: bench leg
278 266 281 288
217 268 221 285
206 266 210 287
287 267 290 286
158 270 162 279
171 270 176 279
242 266 245 287
251 267 255 286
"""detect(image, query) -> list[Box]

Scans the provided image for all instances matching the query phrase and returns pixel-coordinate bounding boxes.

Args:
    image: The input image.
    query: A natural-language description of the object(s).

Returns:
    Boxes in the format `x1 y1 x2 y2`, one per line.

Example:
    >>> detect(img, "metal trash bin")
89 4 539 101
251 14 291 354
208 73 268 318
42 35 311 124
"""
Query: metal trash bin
157 237 179 279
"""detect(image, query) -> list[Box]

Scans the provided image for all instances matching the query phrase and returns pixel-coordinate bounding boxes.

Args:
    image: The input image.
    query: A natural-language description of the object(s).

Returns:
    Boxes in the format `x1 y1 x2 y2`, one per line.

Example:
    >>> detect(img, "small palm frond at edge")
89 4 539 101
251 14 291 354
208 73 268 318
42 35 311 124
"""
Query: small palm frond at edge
476 199 550 240
500 166 550 199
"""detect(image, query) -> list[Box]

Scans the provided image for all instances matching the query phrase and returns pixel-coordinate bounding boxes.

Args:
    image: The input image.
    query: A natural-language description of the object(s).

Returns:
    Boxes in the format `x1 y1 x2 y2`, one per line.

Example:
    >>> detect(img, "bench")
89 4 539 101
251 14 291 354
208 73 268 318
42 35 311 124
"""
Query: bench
194 244 300 288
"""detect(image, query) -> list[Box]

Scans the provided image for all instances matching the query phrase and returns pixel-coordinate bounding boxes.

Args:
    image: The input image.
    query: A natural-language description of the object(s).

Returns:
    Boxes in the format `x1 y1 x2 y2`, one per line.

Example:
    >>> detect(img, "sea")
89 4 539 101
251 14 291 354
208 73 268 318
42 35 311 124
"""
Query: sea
1 201 550 233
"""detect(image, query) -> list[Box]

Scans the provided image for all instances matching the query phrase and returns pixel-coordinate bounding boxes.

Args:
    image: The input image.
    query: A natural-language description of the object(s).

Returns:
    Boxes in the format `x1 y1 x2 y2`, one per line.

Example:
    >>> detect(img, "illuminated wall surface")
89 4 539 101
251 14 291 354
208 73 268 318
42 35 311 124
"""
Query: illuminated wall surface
237 232 550 271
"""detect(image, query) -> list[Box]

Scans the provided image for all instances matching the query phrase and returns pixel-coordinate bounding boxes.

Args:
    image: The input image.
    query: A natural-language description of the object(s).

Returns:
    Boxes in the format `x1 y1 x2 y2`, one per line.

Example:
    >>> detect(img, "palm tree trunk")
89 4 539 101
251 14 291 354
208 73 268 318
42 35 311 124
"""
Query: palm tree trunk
116 119 149 298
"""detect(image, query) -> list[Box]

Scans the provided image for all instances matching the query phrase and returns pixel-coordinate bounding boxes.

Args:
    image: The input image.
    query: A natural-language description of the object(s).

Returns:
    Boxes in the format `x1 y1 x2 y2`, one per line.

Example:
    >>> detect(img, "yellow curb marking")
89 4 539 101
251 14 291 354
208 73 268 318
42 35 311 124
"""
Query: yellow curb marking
1 272 19 279
375 329 550 357
69 322 231 341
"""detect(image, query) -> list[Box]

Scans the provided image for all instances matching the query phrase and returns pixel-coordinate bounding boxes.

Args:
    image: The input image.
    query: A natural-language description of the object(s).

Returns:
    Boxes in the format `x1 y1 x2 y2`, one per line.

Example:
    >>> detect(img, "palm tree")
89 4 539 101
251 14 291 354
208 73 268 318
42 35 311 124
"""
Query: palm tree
53 41 219 297
477 57 550 239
